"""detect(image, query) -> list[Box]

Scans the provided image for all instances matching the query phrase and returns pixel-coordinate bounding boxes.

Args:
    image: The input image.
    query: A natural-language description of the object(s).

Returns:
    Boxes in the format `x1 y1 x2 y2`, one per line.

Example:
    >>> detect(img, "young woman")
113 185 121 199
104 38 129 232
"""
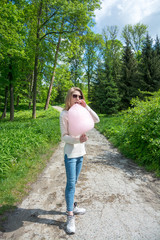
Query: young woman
60 87 99 234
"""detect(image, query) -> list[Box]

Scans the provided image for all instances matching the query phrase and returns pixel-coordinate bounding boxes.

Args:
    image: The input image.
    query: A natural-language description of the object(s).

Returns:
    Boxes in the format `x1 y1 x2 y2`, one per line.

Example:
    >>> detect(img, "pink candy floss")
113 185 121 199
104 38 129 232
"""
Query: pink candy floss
68 104 94 137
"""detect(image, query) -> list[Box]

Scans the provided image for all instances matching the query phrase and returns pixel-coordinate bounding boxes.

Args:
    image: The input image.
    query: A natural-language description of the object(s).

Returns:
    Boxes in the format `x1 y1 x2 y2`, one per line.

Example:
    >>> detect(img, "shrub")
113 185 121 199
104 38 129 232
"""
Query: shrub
96 90 160 176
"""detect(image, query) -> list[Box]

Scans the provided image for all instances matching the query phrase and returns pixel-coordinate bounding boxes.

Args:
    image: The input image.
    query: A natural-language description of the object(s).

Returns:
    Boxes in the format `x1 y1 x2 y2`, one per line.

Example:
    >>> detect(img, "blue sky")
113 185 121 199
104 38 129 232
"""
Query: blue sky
94 0 160 40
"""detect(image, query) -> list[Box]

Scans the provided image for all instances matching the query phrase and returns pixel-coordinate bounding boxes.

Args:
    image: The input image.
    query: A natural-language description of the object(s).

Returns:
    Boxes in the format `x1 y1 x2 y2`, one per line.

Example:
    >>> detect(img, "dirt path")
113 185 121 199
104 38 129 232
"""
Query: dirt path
1 107 160 240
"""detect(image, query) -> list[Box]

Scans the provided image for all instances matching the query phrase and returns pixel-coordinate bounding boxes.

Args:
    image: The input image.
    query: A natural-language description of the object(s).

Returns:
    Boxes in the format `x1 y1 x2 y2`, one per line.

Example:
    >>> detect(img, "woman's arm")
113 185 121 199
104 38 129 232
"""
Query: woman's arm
85 105 100 123
79 99 100 123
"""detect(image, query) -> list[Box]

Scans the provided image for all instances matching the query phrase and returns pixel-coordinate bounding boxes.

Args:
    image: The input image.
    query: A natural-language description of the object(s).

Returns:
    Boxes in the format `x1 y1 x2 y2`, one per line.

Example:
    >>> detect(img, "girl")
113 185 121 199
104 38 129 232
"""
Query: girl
60 87 99 234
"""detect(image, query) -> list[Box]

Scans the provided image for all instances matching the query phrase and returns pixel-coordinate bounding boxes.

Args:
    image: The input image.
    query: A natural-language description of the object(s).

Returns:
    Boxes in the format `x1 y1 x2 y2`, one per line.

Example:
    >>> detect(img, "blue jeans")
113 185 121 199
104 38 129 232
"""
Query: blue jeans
64 154 83 212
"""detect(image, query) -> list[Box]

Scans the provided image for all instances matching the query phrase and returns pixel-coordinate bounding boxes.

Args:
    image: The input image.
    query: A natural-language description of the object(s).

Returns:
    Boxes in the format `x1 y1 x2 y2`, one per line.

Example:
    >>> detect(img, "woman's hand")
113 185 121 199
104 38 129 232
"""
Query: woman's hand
80 133 88 143
79 99 86 107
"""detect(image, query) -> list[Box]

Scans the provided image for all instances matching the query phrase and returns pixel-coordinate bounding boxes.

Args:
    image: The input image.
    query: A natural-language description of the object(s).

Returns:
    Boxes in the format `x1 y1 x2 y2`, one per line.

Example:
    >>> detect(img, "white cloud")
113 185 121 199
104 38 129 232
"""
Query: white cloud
94 0 160 38
117 0 160 23
95 0 119 21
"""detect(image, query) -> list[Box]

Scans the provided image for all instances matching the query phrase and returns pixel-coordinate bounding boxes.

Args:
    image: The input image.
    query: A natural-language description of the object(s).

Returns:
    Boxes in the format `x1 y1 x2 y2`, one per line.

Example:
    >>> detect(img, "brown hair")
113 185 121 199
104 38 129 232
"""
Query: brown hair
64 87 85 111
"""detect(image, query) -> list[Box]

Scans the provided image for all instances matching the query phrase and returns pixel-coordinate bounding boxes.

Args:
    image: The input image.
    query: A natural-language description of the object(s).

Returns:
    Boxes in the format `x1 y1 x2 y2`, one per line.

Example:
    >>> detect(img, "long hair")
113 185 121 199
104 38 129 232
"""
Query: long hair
64 87 85 111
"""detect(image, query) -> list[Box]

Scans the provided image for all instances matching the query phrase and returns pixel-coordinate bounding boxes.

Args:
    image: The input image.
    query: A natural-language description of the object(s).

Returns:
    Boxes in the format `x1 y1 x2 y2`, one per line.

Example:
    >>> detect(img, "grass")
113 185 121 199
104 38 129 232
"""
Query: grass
0 104 61 218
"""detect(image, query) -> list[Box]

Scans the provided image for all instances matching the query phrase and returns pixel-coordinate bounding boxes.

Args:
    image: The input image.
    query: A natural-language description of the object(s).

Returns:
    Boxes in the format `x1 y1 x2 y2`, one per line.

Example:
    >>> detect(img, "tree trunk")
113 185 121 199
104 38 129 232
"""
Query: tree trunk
44 34 62 110
16 95 19 107
88 72 90 100
32 0 43 119
29 101 32 110
28 72 34 109
32 50 39 119
10 82 14 121
44 20 64 110
7 61 14 121
1 86 8 119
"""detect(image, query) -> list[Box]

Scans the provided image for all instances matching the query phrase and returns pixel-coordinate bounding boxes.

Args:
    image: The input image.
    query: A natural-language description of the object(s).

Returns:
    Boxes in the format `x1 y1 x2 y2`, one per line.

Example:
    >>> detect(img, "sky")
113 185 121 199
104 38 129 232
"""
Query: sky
94 0 160 40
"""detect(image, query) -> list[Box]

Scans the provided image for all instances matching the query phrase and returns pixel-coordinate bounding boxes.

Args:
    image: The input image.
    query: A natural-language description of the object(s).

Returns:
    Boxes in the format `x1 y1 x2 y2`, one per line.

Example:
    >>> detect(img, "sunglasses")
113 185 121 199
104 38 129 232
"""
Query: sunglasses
72 94 83 99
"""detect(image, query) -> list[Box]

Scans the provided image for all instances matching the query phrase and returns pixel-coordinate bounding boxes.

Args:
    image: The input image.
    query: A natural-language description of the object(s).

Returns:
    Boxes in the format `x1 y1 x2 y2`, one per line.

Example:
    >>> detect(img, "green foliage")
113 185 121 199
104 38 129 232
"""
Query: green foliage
0 2 25 59
53 64 73 104
96 91 160 177
0 0 101 119
119 40 138 109
139 34 160 93
82 31 104 99
0 104 60 181
103 26 123 83
91 60 121 114
90 27 122 114
0 104 61 212
0 1 26 91
121 23 147 53
66 36 85 86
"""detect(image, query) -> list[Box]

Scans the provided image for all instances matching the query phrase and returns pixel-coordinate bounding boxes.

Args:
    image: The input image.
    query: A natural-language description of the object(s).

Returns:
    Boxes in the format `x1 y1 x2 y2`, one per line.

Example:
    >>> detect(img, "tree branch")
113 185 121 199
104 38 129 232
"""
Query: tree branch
40 28 78 41
38 8 60 30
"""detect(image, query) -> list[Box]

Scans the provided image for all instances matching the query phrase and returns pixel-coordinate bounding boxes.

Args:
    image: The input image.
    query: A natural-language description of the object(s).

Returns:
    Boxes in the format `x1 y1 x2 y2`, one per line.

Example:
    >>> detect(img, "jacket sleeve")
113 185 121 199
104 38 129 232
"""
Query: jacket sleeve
85 105 100 123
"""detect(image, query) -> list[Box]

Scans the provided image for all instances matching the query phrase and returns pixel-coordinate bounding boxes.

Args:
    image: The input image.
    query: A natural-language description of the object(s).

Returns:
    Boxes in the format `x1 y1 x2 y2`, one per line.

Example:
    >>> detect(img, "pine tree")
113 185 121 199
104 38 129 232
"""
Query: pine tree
90 60 106 113
119 40 138 109
153 36 160 90
91 58 120 114
154 35 160 55
140 34 160 92
103 60 120 114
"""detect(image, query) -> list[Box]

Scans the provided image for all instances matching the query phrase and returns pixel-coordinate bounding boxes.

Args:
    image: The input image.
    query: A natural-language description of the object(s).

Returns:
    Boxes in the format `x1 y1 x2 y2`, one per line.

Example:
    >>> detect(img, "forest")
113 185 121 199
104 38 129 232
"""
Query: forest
0 0 160 213
1 0 160 119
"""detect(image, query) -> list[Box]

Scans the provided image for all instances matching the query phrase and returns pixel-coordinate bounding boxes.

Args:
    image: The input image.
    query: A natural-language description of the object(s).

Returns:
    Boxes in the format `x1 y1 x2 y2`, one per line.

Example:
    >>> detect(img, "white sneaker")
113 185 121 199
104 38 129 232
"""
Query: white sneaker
73 202 86 215
66 215 75 234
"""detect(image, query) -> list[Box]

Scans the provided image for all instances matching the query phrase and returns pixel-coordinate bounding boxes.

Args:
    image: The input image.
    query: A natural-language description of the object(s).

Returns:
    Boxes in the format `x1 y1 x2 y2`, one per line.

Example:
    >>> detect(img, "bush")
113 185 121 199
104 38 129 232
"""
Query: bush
96 91 160 177
121 92 160 172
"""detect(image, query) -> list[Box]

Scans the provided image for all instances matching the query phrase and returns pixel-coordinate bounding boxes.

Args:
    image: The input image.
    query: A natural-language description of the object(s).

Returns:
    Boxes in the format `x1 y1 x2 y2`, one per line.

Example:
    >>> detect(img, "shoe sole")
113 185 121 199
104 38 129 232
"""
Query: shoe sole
73 211 86 215
66 230 75 234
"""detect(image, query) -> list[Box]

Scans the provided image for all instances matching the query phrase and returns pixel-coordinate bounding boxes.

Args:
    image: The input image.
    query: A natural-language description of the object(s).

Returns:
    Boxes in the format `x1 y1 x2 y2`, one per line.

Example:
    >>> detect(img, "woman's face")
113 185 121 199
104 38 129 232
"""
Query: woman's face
70 90 83 107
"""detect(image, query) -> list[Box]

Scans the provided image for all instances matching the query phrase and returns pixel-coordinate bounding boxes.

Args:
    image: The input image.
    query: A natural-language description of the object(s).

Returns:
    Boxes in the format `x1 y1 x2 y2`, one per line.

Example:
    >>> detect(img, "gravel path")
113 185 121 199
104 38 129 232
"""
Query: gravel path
1 107 160 240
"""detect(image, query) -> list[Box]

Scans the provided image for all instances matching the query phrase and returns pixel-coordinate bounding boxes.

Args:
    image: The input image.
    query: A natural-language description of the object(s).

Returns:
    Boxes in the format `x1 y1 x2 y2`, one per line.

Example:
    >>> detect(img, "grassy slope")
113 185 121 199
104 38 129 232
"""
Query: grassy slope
0 104 61 216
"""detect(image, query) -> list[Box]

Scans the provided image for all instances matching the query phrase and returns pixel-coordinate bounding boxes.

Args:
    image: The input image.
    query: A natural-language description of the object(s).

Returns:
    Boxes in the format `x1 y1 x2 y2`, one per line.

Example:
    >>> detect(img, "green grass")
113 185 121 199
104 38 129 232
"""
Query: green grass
0 104 61 216
96 91 160 177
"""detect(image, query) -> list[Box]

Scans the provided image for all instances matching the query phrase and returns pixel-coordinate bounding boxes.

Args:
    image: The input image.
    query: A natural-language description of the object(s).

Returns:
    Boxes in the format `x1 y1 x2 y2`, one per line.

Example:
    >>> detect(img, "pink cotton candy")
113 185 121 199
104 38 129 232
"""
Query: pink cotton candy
68 104 94 137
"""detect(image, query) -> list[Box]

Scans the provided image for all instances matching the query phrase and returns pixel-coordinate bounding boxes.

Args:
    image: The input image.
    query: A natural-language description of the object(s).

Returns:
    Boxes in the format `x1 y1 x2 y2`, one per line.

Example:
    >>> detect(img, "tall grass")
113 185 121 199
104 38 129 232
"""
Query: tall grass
0 104 61 213
96 91 160 177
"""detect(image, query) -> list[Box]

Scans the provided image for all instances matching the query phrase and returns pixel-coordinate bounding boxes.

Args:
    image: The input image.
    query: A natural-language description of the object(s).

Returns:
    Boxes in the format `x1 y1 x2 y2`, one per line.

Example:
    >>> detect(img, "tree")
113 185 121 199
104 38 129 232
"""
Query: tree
53 64 73 104
44 21 63 110
103 56 120 114
119 40 138 109
103 26 123 84
83 32 104 100
28 0 101 118
121 23 147 61
91 58 120 114
0 1 26 120
139 34 160 92
67 36 84 86
90 60 106 112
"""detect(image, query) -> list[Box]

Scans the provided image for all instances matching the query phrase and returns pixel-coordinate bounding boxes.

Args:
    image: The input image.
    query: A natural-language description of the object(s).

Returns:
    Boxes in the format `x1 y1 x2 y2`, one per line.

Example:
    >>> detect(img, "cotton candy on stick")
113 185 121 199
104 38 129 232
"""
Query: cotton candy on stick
68 104 94 137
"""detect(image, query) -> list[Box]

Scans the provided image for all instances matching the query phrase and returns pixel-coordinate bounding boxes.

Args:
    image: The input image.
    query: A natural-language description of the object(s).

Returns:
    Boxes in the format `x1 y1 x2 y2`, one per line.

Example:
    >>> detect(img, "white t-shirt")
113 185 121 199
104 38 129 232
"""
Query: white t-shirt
60 105 100 158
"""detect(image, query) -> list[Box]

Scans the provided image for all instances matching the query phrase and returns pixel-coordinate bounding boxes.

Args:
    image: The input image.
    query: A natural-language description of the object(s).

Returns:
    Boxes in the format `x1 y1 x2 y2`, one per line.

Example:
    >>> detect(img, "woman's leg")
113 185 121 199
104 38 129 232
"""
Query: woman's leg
64 155 76 213
75 156 83 183
74 156 86 215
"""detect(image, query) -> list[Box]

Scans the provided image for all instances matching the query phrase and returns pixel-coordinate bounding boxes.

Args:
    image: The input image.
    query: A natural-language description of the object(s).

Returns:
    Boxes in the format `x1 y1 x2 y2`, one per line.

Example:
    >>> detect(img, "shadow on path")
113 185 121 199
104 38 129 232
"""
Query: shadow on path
2 208 66 233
